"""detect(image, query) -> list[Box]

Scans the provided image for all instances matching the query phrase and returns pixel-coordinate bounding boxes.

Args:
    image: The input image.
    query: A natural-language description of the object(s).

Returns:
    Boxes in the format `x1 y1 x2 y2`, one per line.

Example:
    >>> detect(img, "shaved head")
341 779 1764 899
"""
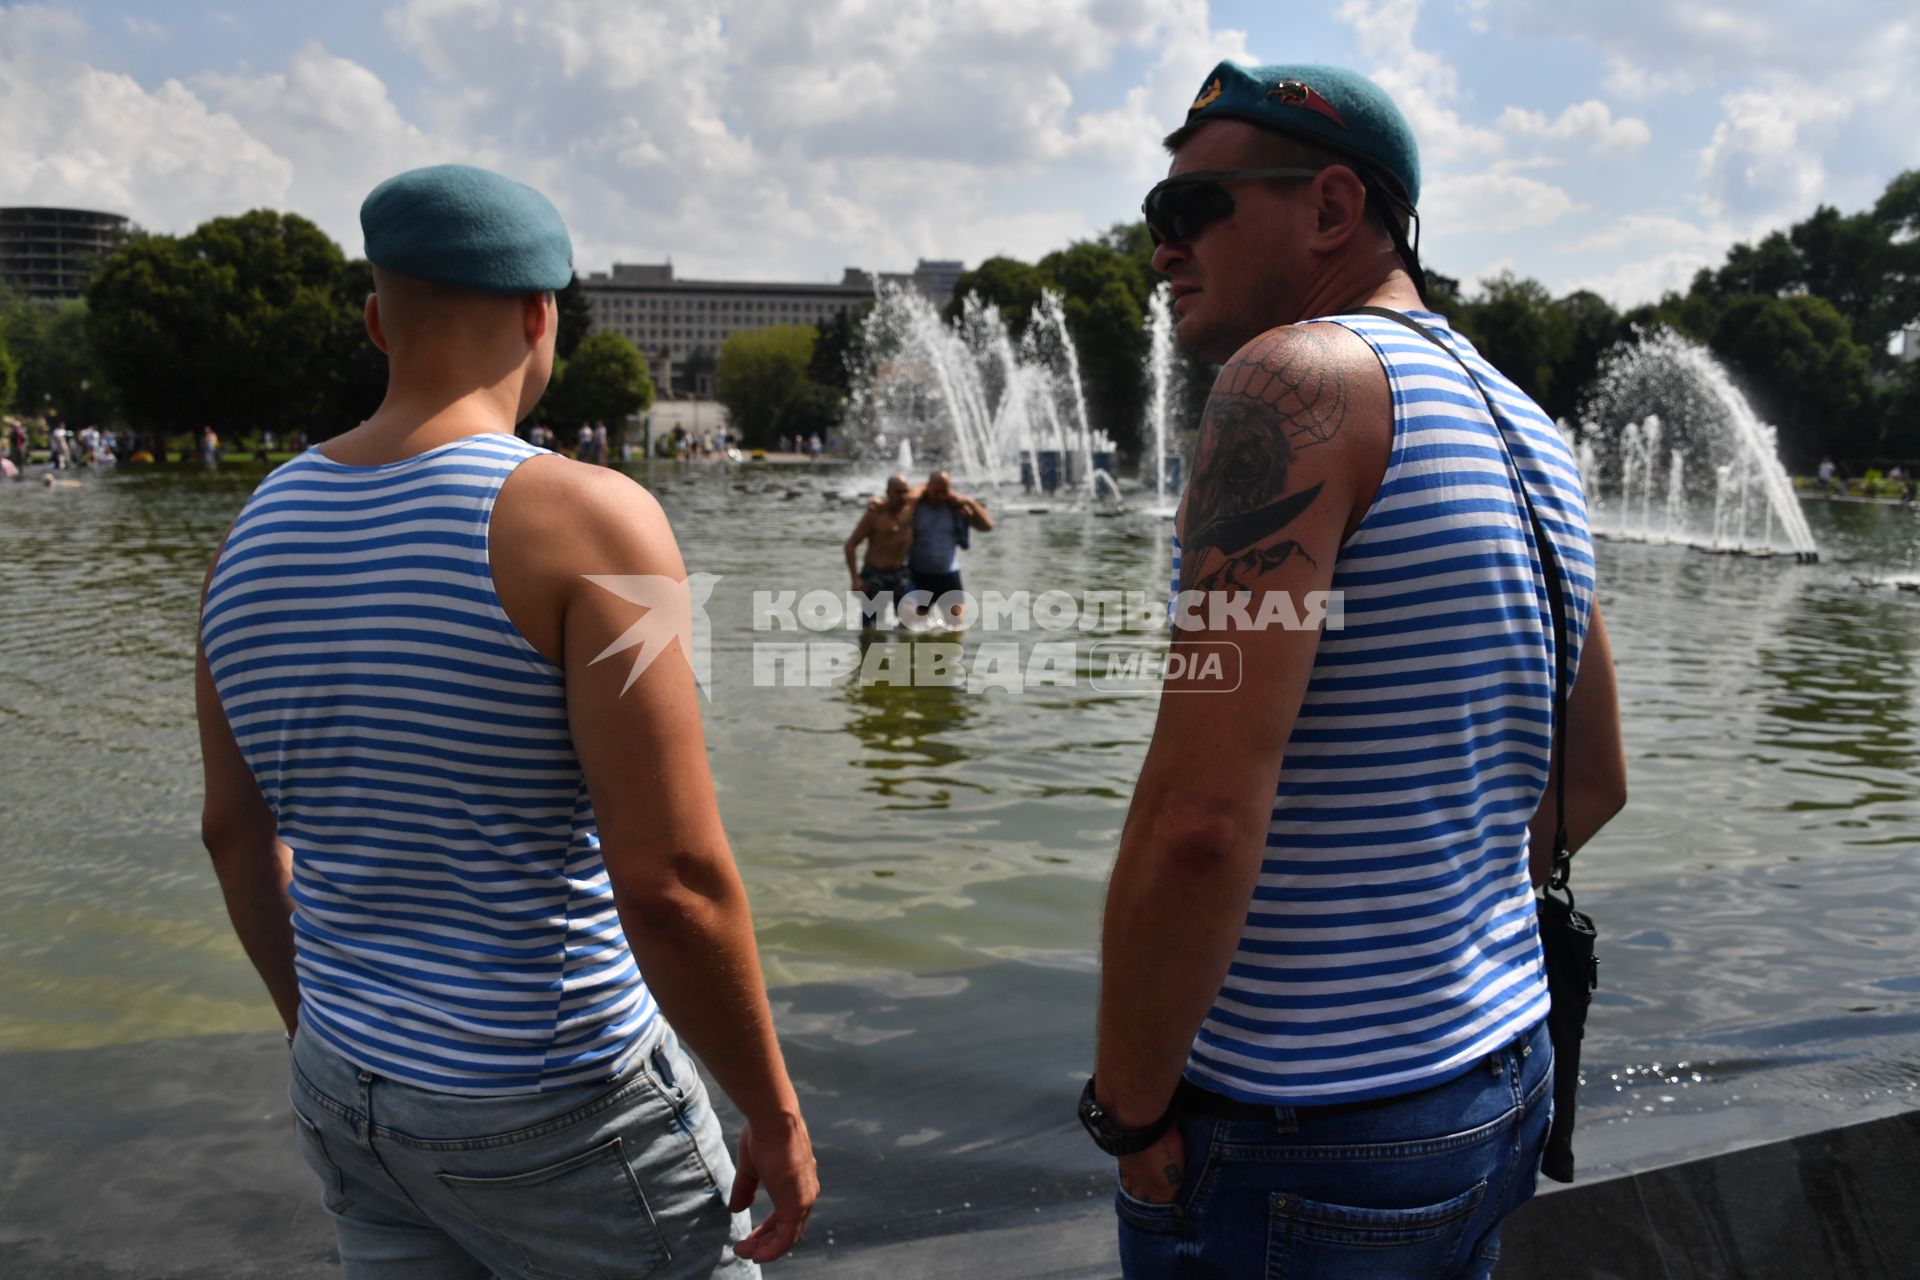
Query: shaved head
365 266 560 422
369 266 546 347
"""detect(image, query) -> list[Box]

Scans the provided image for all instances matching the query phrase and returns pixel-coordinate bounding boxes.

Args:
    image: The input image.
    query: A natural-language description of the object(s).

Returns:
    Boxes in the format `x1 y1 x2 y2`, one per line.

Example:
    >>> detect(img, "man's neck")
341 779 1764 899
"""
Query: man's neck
335 376 525 463
1291 259 1427 327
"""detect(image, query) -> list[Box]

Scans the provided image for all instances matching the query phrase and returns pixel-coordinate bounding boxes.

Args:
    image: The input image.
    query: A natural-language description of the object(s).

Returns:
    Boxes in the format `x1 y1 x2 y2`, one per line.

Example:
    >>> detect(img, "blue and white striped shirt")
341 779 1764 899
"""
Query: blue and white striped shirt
202 433 657 1095
1173 310 1595 1105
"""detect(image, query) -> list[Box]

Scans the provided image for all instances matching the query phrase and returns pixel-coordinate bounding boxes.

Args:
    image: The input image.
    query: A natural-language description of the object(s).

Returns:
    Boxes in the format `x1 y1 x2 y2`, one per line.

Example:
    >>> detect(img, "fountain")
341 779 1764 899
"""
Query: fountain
1140 283 1184 515
1573 328 1818 562
843 284 1120 503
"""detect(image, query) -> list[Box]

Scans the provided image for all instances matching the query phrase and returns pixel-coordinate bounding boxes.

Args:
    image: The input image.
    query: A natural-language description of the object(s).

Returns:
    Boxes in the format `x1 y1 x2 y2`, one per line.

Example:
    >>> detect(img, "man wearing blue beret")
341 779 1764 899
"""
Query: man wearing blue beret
1085 64 1625 1276
195 163 816 1277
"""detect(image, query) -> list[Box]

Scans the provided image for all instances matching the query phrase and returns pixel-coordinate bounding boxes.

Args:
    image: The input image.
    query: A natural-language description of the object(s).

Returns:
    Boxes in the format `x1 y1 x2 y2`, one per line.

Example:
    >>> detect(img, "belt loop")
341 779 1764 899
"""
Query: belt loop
1270 1105 1298 1135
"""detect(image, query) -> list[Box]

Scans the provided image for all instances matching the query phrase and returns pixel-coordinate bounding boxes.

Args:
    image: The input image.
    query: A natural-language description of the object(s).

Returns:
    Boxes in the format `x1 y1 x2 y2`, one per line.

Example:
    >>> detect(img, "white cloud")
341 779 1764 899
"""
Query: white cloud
121 15 167 41
1477 2 1911 85
0 8 291 230
1497 100 1650 156
1573 214 1710 254
1334 0 1505 165
1568 250 1718 310
1697 85 1850 222
194 44 461 250
380 0 1249 278
1423 172 1580 233
1599 56 1696 99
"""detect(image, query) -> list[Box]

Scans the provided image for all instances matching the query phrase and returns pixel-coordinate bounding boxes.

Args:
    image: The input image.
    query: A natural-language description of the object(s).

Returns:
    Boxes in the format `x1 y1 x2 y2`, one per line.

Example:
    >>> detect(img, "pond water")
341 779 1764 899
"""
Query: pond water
2 460 1917 1247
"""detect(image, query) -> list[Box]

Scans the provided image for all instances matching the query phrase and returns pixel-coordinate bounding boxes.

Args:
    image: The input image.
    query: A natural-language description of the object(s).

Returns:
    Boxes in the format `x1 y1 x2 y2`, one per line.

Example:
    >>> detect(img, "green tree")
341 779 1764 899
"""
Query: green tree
1552 290 1625 424
316 257 388 439
0 292 117 424
544 330 654 433
1038 240 1151 455
1790 206 1895 350
773 380 844 443
714 324 816 447
556 274 592 360
1879 360 1920 463
1424 270 1467 319
945 256 1049 331
1454 272 1573 409
1709 293 1876 468
808 303 869 400
0 333 15 415
1713 231 1803 299
86 211 353 438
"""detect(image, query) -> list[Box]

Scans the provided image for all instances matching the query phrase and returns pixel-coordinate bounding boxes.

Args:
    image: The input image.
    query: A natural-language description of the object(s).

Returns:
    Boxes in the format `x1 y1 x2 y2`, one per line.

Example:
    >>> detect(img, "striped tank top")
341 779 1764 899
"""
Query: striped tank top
1173 310 1595 1105
201 433 658 1095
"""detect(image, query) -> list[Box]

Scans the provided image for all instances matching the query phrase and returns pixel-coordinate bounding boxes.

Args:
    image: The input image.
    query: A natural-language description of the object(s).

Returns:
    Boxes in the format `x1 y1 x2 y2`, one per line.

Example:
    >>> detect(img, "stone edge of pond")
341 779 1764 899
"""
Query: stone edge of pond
1 1032 1915 1279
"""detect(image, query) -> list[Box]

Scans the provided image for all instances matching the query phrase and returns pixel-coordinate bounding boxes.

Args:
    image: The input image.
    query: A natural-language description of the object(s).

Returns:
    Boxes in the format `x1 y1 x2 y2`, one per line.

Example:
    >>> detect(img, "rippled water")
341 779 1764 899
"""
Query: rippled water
2 462 1918 1242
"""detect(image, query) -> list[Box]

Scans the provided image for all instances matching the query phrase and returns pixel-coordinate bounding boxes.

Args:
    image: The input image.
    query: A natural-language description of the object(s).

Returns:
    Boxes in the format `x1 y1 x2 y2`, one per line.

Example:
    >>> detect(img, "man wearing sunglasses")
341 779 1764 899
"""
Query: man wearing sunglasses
1084 63 1624 1278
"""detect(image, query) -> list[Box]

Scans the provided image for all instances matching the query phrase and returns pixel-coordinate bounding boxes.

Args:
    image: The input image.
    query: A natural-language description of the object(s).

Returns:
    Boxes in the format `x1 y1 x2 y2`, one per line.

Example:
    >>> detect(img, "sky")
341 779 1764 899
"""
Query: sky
2 1 1915 309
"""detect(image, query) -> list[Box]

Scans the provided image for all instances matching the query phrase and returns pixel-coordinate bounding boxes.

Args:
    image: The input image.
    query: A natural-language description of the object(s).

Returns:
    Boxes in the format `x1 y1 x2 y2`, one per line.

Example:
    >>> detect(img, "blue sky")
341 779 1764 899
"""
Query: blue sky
4 1 1915 307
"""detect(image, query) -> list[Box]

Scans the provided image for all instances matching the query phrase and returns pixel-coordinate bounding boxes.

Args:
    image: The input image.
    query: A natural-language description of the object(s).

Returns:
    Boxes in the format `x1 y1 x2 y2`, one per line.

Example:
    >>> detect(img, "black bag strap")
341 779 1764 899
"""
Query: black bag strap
1348 306 1574 891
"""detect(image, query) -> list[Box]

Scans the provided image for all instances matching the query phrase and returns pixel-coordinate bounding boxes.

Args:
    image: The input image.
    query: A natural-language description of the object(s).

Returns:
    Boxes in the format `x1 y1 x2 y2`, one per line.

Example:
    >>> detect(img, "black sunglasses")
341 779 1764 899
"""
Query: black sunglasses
1141 167 1326 246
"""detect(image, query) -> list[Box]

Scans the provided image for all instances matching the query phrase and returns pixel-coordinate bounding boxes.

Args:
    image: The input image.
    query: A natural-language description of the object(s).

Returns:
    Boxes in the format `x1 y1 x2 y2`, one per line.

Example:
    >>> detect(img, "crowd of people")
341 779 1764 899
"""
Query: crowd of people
0 417 317 474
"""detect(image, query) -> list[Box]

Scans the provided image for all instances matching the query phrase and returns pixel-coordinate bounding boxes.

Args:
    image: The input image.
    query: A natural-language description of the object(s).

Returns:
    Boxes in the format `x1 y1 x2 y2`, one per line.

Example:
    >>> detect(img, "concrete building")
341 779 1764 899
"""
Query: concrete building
580 258 964 397
0 206 131 301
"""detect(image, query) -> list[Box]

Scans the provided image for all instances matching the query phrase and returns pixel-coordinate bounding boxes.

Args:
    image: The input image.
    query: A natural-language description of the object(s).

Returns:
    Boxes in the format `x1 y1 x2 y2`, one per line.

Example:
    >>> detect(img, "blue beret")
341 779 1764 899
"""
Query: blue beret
1179 62 1421 210
360 164 573 294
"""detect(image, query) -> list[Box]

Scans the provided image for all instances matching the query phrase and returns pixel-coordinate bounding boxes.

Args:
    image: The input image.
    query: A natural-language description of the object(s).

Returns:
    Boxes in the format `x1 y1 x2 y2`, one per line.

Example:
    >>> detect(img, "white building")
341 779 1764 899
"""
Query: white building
581 259 964 397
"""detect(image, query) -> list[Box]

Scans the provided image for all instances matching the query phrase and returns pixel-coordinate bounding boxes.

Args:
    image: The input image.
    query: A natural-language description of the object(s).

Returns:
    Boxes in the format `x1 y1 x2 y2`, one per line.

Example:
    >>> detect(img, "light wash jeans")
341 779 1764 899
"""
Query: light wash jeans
1116 1018 1553 1280
289 1022 756 1280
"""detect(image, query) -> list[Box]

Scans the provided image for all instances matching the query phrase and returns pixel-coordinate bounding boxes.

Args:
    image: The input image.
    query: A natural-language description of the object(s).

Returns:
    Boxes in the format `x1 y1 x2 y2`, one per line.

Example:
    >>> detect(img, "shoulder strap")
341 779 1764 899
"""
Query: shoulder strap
1349 306 1574 889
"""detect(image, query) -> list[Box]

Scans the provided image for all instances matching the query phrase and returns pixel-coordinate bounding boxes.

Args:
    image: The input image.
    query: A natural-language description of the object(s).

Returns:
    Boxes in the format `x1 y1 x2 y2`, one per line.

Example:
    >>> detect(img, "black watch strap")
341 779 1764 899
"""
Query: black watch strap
1078 1077 1174 1156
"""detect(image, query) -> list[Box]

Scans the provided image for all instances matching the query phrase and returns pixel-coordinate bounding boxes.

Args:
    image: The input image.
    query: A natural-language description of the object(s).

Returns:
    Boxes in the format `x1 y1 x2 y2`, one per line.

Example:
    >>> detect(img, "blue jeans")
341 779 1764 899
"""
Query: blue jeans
289 1022 756 1279
1117 1019 1553 1279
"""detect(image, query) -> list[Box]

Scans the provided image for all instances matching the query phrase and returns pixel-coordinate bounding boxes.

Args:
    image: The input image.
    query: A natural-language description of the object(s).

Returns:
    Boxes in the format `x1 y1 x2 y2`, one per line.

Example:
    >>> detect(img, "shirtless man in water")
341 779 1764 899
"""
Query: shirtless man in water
844 473 915 629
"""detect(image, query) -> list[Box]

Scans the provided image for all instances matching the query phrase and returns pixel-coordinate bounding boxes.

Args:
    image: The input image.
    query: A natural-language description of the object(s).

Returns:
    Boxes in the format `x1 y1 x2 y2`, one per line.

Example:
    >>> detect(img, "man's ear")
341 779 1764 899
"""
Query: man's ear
365 293 390 354
1309 166 1372 250
526 291 554 345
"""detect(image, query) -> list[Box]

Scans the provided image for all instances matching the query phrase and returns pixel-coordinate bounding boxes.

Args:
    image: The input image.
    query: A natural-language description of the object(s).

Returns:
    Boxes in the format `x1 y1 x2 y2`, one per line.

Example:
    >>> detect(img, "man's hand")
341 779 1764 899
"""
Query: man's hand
1116 1122 1187 1206
729 1115 819 1262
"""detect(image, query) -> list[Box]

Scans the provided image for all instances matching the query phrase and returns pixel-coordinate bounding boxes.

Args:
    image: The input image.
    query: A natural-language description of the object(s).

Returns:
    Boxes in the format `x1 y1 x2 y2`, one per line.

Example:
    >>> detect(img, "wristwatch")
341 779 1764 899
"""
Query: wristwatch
1078 1077 1173 1156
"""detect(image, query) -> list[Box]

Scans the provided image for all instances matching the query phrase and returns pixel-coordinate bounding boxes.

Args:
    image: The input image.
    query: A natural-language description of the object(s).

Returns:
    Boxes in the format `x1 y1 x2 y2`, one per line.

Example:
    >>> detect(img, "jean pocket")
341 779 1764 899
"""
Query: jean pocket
437 1136 671 1280
292 1109 350 1214
1266 1179 1485 1280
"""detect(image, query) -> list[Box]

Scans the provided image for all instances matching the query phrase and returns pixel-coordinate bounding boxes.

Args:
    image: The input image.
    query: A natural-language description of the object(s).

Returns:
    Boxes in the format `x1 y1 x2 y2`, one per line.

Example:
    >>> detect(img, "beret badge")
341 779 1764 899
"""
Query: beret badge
1267 77 1350 130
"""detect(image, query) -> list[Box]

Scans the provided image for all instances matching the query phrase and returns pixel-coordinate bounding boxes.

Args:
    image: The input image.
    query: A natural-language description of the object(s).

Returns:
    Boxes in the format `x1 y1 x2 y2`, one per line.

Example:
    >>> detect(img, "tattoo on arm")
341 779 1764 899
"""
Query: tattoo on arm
1180 328 1348 593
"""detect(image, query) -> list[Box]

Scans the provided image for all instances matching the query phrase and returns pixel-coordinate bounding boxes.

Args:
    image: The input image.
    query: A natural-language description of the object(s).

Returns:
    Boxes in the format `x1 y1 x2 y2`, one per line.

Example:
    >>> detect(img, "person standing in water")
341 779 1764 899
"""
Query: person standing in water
844 473 916 629
908 469 993 627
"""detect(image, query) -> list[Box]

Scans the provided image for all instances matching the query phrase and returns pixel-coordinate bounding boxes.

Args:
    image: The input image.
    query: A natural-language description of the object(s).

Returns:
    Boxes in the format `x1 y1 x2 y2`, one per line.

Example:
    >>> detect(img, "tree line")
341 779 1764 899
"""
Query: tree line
4 173 1914 473
0 210 652 454
910 169 1920 474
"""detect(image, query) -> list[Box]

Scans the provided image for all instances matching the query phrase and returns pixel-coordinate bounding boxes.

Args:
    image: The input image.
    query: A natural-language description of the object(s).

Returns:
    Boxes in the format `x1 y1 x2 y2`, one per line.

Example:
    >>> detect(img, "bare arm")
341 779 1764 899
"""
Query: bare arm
1529 601 1626 885
955 494 994 531
844 503 876 585
1095 324 1386 1199
494 460 815 1263
195 545 300 1035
